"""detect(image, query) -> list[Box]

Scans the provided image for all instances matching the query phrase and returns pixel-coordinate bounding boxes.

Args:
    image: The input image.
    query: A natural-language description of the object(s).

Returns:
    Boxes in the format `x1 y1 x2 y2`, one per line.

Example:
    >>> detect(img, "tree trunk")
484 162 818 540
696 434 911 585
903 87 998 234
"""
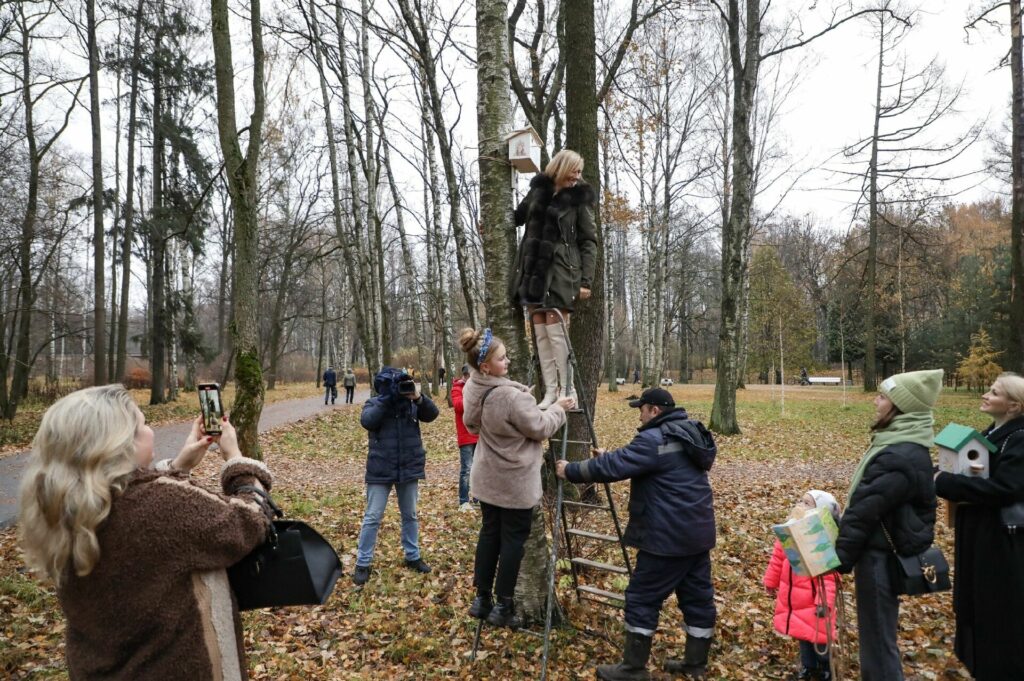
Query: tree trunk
710 0 760 435
211 0 266 458
1011 0 1024 371
149 29 167 405
864 25 884 392
475 0 528 378
88 0 106 387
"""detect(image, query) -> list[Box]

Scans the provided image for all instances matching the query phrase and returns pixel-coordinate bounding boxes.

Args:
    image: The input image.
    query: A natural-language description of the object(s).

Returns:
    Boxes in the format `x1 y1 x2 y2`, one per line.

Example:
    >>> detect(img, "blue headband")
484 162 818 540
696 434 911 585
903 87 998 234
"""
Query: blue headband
477 328 493 365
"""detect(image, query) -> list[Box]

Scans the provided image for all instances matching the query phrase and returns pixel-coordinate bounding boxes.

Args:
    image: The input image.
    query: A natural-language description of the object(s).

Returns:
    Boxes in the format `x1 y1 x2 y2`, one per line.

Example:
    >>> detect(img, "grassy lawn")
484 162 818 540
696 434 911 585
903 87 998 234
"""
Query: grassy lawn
0 382 322 454
0 384 983 679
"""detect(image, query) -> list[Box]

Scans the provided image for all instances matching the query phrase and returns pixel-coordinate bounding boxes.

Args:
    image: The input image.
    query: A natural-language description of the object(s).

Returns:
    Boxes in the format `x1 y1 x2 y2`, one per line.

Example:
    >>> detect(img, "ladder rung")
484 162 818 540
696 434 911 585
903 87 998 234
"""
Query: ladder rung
562 500 611 511
567 529 620 543
577 585 626 603
571 557 629 574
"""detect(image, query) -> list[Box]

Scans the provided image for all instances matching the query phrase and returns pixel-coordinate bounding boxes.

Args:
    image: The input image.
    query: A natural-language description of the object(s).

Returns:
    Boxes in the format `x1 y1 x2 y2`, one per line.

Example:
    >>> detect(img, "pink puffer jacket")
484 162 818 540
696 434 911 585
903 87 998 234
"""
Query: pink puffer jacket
762 540 841 644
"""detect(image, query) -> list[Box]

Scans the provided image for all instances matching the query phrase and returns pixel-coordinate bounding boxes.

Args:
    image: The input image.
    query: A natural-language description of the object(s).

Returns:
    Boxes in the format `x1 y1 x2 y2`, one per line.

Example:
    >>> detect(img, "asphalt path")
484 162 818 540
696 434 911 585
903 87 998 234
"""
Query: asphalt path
0 388 369 529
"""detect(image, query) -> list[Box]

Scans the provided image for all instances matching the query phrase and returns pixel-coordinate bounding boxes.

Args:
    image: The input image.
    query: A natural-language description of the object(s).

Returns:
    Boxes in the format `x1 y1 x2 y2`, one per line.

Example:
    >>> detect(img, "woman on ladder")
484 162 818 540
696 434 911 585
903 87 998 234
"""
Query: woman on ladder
511 149 598 408
459 328 574 627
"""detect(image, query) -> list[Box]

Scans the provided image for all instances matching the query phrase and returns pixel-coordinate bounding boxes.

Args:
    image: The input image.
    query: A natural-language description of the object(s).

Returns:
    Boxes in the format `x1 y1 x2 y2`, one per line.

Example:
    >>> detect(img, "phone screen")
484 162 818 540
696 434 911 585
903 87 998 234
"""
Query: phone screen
198 384 223 435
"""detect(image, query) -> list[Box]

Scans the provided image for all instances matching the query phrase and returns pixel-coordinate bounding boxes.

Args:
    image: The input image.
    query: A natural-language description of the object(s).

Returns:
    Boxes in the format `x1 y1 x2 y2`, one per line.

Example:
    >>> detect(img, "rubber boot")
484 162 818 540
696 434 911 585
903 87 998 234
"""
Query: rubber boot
485 596 522 628
545 322 575 401
469 592 493 619
664 635 712 678
534 324 558 410
595 631 652 680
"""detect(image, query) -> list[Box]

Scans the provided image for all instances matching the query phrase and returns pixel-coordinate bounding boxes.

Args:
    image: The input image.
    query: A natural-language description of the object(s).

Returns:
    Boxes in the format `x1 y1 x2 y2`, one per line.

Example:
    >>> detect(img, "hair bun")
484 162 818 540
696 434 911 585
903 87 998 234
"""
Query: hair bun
458 328 481 355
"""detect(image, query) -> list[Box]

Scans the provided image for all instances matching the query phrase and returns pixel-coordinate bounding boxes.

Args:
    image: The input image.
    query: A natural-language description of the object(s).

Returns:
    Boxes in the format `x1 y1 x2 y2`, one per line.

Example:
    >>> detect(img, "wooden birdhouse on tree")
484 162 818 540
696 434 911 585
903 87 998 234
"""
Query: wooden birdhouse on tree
936 423 995 479
506 126 543 174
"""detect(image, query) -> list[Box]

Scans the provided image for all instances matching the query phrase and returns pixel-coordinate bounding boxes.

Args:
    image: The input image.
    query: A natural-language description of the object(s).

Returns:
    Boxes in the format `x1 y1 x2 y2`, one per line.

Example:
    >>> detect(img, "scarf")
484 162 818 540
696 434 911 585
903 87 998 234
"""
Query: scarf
845 411 935 505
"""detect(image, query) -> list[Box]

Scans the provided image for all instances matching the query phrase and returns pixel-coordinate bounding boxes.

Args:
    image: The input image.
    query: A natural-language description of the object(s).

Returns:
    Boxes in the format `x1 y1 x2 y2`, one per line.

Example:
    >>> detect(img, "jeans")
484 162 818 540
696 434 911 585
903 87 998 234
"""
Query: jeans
324 385 336 404
473 502 534 598
345 385 355 403
799 640 830 674
854 549 903 680
624 550 716 637
355 481 420 567
458 443 476 504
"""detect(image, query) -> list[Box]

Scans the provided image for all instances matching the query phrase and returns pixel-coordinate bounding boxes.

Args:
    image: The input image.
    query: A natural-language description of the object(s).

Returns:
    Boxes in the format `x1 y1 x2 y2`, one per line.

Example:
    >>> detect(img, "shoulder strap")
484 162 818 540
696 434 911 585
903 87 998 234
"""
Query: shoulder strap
480 386 499 408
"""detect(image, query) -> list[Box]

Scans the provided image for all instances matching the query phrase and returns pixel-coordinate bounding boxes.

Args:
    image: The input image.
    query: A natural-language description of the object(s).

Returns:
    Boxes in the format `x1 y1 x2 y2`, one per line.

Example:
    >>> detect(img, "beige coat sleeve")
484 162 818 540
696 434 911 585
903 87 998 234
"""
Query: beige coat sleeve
507 391 566 441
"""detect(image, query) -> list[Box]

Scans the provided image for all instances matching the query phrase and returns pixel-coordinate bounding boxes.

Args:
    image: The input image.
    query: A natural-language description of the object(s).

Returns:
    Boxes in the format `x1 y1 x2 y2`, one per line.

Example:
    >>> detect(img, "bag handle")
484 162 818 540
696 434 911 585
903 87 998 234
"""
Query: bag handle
236 484 284 519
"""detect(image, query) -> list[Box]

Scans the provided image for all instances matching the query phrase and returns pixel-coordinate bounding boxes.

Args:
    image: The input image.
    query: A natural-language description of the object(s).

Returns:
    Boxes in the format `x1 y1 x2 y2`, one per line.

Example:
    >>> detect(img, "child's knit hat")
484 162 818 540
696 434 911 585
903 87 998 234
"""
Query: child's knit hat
879 369 944 414
808 489 840 523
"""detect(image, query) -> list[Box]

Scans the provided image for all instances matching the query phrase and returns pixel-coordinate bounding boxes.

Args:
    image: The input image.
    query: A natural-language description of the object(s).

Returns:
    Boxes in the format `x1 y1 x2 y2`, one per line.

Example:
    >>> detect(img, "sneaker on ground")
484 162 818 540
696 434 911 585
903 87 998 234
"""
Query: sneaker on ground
352 564 371 585
405 558 432 574
459 502 474 512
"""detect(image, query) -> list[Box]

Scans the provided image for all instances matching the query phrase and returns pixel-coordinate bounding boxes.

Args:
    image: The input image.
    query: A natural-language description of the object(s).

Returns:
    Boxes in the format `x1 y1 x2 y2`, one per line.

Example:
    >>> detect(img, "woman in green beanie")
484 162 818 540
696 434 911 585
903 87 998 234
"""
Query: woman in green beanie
834 369 941 681
935 372 1024 681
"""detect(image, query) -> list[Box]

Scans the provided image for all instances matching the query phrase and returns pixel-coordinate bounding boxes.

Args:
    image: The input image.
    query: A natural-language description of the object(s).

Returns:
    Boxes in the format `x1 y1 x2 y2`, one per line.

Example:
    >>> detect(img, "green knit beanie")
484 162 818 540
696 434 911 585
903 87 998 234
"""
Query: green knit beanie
879 369 944 413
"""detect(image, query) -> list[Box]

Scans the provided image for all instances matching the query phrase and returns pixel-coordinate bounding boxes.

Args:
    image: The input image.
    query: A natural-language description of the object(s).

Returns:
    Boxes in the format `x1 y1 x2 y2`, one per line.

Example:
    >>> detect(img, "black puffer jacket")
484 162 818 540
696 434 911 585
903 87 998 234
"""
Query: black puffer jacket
510 173 597 311
836 442 937 571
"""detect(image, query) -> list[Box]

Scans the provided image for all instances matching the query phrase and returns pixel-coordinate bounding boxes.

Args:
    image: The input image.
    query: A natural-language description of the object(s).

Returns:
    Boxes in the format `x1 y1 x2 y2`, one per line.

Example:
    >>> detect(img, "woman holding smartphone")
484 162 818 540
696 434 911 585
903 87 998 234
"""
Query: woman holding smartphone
19 384 275 680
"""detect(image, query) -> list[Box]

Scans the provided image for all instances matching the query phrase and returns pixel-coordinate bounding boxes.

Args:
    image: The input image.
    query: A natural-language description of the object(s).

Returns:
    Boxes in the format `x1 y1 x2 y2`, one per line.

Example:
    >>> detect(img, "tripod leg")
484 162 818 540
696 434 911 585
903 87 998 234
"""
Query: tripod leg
471 619 483 661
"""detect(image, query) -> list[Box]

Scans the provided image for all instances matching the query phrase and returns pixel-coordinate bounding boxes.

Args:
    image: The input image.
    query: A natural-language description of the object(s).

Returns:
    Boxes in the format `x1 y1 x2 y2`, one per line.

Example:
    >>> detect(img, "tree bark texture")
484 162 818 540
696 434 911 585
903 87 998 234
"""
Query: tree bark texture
88 0 106 387
211 0 266 458
1011 0 1024 371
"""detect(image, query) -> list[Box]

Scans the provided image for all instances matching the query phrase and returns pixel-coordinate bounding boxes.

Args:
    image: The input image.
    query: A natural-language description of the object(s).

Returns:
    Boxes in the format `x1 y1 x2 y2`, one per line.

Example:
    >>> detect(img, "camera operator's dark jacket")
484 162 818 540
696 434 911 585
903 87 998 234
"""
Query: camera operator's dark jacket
835 442 936 571
563 408 717 556
360 367 439 484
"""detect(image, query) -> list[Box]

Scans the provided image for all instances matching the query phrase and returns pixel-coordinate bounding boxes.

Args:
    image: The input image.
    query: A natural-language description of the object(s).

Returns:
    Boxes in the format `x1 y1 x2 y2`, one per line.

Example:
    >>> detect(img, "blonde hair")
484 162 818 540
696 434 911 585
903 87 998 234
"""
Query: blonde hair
995 372 1024 414
19 385 140 583
545 149 583 187
459 328 504 371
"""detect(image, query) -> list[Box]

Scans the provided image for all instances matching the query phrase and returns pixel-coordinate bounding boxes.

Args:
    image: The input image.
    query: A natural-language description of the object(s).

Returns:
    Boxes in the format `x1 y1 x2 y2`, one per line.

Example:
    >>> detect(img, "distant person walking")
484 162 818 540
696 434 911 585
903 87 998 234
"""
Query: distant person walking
343 368 357 404
452 364 478 512
633 367 640 385
323 366 338 405
438 365 447 388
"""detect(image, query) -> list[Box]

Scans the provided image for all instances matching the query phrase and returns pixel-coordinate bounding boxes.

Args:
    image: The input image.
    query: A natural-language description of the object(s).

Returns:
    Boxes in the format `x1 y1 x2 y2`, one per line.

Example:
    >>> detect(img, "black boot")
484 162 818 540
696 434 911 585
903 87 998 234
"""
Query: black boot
595 631 652 680
485 596 522 628
469 593 493 619
664 635 712 678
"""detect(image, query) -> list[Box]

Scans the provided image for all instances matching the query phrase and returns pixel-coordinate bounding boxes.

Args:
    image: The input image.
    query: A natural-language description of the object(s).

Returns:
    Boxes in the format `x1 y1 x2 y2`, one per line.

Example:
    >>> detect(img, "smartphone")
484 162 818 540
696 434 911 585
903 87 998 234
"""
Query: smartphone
198 383 223 435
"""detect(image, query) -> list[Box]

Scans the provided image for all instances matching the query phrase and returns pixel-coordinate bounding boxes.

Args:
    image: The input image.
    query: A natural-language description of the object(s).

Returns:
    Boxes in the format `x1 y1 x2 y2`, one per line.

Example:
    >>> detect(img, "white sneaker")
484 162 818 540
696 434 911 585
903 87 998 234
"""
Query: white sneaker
459 502 474 512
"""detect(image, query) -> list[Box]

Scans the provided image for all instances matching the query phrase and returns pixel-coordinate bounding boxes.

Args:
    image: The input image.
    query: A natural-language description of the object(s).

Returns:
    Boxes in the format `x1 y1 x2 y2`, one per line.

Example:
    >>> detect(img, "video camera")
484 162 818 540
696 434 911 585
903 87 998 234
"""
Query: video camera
397 375 417 396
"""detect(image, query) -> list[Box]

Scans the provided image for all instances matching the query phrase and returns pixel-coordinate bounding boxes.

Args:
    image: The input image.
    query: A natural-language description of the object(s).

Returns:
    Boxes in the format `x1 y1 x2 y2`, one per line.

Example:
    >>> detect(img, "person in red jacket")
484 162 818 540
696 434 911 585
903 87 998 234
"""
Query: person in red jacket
763 490 842 681
452 364 480 511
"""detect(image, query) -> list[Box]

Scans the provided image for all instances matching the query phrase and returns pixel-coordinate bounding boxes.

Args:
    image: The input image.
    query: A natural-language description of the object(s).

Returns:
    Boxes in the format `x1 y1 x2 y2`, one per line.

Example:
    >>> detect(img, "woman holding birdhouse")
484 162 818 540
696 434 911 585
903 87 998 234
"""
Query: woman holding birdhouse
935 372 1024 681
834 369 941 681
510 149 597 409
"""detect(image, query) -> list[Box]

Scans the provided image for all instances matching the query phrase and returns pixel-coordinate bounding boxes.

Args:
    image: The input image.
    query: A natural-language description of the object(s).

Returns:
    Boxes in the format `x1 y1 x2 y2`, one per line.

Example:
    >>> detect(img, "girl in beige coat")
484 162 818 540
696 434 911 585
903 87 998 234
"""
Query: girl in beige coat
459 328 573 627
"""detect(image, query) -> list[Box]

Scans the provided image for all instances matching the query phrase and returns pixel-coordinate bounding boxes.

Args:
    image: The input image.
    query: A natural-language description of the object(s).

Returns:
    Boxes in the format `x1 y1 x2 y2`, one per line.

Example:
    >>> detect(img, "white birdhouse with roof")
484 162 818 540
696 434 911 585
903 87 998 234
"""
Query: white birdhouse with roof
506 126 543 174
936 423 995 479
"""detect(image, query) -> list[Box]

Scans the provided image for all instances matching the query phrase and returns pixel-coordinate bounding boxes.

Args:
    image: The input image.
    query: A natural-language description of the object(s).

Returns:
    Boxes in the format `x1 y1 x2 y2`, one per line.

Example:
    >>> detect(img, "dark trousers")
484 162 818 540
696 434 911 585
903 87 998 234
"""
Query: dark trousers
624 550 716 636
854 549 903 680
473 502 534 599
324 385 336 404
345 385 355 403
799 640 830 674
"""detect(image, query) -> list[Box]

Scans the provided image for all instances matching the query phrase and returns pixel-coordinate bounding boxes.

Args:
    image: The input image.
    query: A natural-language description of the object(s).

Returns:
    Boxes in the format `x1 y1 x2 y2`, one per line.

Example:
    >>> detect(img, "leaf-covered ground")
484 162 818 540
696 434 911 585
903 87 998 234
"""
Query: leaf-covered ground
0 385 985 679
0 383 322 454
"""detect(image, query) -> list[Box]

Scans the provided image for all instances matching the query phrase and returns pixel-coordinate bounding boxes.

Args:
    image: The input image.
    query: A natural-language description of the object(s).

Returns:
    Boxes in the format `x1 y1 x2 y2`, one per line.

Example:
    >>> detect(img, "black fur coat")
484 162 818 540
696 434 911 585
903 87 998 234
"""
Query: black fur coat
510 173 598 310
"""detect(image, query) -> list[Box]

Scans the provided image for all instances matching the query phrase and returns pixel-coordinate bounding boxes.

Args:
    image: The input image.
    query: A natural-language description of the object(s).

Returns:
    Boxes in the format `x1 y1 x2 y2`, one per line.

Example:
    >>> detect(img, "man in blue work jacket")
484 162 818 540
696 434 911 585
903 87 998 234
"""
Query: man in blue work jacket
556 388 717 680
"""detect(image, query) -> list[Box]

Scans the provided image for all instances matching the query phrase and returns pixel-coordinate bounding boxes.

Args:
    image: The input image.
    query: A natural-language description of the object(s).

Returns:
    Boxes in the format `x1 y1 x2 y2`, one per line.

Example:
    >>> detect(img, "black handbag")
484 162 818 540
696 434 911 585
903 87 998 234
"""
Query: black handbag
228 487 343 611
997 433 1024 534
881 523 951 596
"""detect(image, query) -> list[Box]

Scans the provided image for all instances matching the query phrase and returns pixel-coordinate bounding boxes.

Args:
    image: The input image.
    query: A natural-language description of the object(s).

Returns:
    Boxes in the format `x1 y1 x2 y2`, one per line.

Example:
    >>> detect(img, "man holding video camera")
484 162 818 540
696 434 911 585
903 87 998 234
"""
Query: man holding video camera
353 367 439 586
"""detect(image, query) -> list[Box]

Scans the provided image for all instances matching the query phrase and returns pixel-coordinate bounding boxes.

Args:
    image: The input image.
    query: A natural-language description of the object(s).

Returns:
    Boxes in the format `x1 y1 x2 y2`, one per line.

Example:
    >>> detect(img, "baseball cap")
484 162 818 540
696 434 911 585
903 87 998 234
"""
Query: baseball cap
628 388 675 409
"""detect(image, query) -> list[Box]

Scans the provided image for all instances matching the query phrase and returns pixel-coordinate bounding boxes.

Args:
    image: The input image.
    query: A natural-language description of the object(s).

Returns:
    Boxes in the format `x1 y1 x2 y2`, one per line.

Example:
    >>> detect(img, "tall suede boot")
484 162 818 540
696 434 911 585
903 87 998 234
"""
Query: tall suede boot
596 631 652 680
534 324 558 410
664 635 712 678
545 322 575 400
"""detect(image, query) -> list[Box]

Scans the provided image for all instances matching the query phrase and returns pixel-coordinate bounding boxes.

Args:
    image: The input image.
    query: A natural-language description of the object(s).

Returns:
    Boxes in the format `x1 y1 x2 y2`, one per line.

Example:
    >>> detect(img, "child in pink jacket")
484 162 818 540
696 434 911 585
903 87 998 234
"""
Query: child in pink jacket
763 490 842 681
